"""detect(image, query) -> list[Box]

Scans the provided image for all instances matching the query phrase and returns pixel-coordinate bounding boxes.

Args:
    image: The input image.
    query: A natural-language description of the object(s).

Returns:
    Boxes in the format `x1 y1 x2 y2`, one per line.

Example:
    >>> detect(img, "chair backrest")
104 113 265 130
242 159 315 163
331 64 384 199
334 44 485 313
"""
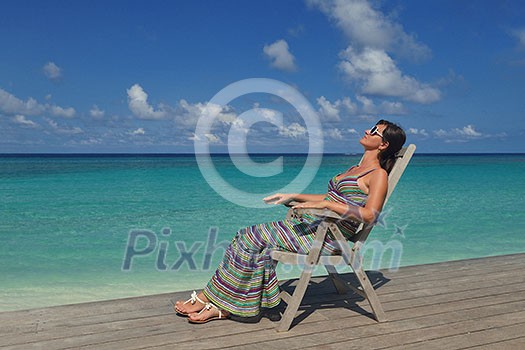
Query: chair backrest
351 143 416 242
384 144 416 206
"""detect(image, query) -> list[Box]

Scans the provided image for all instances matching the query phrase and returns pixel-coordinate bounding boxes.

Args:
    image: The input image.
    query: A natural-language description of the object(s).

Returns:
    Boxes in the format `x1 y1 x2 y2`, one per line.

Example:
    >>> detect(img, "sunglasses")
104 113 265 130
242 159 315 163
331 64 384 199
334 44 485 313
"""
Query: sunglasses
369 125 384 138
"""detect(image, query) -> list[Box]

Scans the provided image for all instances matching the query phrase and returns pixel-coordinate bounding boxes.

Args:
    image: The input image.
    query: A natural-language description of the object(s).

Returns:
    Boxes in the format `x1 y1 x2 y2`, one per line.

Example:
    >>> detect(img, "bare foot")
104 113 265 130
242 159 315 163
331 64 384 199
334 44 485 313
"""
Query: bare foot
188 302 229 323
174 291 208 315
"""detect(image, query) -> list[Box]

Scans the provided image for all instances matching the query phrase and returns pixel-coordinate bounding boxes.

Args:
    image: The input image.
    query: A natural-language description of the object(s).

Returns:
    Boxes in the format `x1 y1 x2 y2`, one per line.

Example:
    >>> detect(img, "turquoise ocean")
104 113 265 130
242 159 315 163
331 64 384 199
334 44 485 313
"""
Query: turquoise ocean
1 153 524 312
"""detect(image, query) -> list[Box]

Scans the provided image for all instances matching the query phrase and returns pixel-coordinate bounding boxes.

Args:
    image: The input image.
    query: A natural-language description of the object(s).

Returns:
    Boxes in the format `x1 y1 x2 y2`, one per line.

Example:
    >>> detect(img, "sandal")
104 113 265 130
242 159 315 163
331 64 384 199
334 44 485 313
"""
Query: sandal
174 291 206 317
188 302 229 324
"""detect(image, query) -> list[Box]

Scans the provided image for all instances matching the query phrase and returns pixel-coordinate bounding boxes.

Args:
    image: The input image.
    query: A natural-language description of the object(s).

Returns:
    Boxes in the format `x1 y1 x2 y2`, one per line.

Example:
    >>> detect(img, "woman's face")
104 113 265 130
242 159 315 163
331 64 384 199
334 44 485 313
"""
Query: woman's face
359 123 388 150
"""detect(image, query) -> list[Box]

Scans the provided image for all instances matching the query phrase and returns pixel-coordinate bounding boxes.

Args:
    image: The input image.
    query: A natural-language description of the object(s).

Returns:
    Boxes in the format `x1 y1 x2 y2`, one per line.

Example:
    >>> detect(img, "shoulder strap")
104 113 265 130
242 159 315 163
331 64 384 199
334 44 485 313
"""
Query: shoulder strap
357 168 377 178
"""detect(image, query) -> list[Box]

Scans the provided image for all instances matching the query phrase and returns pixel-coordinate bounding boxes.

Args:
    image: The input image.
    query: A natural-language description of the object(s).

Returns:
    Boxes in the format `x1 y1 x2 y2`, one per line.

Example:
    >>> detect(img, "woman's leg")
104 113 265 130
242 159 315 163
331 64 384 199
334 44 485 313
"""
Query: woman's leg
199 218 320 318
177 217 354 320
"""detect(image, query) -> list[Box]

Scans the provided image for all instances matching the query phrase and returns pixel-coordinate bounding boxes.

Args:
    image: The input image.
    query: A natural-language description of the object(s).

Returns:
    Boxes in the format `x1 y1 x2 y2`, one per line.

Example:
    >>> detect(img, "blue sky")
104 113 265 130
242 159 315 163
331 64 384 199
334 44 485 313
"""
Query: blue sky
1 0 524 153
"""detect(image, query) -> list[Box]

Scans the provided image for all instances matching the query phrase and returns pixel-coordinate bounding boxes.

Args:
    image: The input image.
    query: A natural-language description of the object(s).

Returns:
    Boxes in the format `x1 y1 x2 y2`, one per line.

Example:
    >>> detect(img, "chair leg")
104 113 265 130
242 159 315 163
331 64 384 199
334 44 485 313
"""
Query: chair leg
353 267 387 322
329 224 387 322
275 222 328 331
276 267 314 332
325 265 348 295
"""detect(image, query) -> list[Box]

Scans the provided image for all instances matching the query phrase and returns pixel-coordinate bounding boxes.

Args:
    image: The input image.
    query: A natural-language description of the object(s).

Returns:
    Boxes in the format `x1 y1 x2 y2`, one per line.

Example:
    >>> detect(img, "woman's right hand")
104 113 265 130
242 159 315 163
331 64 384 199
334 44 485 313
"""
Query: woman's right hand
263 193 296 205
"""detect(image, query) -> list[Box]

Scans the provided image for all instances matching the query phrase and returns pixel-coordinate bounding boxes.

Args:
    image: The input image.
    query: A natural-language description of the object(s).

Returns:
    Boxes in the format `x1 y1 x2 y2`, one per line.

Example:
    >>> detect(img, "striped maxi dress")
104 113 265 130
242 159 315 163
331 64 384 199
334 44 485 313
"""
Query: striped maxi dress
202 167 376 317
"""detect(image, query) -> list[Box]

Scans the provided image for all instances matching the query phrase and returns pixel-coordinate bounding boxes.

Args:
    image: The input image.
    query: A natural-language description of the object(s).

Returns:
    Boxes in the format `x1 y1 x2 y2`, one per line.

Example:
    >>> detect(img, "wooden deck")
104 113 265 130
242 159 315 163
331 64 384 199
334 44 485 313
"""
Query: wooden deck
1 253 525 349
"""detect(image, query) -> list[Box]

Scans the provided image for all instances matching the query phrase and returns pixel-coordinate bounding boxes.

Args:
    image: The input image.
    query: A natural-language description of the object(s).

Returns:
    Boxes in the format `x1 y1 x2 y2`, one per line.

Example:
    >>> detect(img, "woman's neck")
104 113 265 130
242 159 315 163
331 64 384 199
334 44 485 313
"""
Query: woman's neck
359 149 381 169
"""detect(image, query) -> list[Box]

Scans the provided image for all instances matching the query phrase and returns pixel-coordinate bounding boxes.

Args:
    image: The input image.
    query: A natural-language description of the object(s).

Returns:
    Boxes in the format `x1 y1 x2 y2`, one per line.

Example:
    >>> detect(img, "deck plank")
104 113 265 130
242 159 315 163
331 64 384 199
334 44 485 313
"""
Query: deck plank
1 253 524 350
461 336 525 350
3 269 524 347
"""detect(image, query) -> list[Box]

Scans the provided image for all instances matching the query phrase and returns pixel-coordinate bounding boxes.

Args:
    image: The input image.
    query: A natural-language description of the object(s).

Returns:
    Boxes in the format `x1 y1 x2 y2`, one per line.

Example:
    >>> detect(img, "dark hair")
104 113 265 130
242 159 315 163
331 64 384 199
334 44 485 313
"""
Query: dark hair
376 119 406 174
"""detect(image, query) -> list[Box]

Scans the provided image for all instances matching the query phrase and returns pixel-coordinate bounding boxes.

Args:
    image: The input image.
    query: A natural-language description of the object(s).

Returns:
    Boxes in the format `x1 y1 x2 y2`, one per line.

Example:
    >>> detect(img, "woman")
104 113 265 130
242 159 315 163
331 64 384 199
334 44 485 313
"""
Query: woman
175 119 406 323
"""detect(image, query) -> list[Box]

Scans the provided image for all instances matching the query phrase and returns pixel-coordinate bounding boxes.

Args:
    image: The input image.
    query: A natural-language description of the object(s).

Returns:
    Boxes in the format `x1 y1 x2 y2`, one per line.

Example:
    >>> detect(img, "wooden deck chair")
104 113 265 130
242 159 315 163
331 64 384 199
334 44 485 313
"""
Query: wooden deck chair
270 144 416 332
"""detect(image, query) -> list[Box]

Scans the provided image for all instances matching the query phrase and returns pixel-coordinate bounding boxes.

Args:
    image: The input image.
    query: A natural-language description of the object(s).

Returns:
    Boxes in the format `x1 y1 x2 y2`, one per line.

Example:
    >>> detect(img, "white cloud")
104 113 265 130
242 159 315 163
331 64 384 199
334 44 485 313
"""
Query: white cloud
90 105 105 119
45 118 83 135
50 105 75 118
340 47 440 104
317 96 341 121
355 95 376 114
263 39 297 72
177 99 237 127
127 84 166 120
188 132 222 144
43 62 62 80
65 126 84 135
355 94 406 115
227 108 284 138
0 88 46 116
307 0 431 60
408 128 429 137
205 133 221 143
379 100 406 114
432 124 497 143
326 128 343 140
317 96 358 122
0 88 80 121
454 125 482 137
342 97 359 115
279 122 306 138
434 129 448 138
309 0 440 106
178 99 207 126
12 115 39 128
253 108 281 125
79 138 102 145
130 128 145 135
317 94 406 119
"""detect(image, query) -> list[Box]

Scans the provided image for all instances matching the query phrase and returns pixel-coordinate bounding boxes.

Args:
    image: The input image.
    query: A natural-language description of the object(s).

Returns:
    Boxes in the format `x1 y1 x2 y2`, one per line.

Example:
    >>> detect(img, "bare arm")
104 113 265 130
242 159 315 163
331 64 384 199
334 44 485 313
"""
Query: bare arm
263 193 326 205
358 169 388 223
292 169 388 224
